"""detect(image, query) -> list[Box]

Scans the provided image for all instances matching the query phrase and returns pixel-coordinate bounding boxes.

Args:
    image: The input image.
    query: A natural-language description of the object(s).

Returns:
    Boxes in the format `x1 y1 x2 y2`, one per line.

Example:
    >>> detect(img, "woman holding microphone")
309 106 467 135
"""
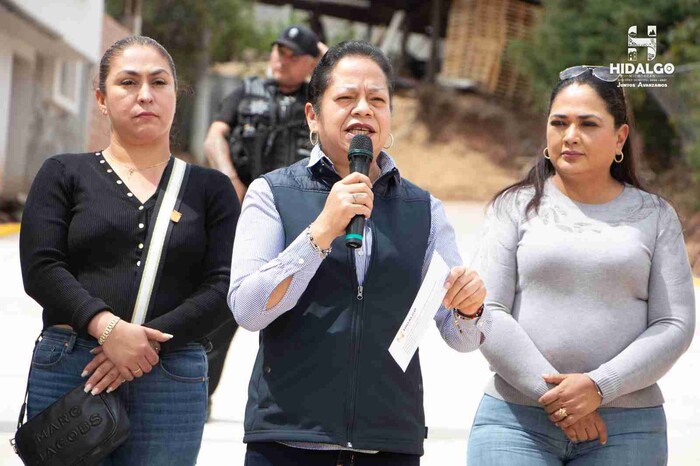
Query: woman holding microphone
229 40 489 466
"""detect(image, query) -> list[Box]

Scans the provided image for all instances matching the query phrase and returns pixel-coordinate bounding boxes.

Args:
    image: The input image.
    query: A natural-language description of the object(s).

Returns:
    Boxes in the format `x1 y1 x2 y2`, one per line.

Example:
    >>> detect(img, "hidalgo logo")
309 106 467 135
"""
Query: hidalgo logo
609 25 675 87
628 25 656 61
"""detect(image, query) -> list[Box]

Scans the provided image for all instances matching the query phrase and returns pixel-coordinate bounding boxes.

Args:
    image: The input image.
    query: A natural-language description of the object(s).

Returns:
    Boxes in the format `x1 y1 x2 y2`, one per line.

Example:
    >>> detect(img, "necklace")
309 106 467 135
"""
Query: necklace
104 152 171 177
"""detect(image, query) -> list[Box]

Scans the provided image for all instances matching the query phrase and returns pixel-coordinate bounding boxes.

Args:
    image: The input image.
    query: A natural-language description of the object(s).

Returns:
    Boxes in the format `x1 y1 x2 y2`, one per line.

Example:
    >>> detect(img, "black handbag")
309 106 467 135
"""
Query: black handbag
11 380 129 466
10 158 192 465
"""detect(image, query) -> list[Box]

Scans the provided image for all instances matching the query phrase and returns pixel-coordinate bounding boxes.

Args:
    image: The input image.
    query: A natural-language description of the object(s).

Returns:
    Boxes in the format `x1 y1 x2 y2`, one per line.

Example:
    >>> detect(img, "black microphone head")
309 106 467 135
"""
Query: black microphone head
348 134 373 162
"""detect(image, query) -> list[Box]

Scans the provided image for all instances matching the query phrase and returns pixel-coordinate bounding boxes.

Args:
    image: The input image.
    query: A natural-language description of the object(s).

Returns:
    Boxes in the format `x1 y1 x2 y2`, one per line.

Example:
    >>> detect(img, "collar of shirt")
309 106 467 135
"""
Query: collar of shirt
307 145 402 183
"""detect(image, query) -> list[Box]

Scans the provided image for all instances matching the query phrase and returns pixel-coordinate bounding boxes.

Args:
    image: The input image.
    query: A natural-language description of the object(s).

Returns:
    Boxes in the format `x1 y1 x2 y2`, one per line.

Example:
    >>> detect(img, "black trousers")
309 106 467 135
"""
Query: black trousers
244 442 421 466
205 317 239 396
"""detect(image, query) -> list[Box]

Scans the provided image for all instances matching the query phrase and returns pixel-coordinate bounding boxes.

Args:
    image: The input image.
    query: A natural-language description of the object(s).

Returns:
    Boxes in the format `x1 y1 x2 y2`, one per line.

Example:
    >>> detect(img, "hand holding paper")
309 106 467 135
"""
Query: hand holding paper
388 253 487 372
443 266 486 316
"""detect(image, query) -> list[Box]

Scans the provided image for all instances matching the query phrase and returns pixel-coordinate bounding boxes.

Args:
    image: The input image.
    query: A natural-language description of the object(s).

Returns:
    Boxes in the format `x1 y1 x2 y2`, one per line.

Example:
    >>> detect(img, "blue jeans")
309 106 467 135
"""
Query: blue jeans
467 395 667 466
244 442 421 465
27 327 208 466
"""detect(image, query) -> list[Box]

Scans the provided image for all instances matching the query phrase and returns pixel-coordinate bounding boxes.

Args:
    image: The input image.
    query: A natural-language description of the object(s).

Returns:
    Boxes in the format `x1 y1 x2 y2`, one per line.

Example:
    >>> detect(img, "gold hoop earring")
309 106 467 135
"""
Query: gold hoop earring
383 133 394 150
309 131 319 146
543 148 551 160
614 151 624 163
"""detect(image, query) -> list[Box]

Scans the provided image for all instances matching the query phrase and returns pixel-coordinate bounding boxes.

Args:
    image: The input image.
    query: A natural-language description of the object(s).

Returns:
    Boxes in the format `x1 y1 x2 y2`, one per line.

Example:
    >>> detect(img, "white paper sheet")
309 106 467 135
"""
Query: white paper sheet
388 252 451 372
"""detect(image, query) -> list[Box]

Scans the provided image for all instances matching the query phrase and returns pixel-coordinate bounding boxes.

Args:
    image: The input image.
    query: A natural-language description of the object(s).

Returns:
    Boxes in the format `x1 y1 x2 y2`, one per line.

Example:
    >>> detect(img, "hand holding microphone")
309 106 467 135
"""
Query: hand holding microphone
345 135 374 248
309 135 375 251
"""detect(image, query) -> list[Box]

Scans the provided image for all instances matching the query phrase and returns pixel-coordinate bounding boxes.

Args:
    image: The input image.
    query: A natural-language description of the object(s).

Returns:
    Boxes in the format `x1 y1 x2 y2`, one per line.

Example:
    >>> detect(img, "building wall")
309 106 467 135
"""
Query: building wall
6 0 103 62
0 1 102 195
3 55 34 194
21 56 94 190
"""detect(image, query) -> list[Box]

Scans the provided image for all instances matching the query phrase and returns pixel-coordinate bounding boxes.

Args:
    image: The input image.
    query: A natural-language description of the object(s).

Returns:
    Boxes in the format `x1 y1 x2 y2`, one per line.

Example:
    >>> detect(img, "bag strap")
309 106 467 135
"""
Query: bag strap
14 336 41 433
132 157 188 325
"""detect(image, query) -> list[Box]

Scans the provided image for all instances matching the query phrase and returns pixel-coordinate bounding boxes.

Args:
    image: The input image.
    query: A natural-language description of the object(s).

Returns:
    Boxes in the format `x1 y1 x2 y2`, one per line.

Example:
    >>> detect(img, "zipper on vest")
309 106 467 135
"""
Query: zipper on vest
346 220 377 448
345 247 362 448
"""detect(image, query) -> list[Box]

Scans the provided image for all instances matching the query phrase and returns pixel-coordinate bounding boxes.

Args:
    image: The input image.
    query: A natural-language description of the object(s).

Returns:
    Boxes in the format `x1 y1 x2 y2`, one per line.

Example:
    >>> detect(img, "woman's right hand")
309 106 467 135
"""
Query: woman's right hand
88 311 172 382
310 172 374 248
81 348 121 395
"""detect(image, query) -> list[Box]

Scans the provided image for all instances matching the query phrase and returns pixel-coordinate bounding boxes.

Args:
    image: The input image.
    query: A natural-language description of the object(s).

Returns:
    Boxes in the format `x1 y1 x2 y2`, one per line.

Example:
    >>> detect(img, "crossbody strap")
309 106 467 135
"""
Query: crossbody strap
14 336 41 432
132 157 187 325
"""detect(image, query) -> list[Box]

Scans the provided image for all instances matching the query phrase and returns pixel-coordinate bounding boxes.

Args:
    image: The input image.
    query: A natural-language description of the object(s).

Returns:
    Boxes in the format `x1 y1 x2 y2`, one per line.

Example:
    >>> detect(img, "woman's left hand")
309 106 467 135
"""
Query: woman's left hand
443 266 486 316
539 373 602 428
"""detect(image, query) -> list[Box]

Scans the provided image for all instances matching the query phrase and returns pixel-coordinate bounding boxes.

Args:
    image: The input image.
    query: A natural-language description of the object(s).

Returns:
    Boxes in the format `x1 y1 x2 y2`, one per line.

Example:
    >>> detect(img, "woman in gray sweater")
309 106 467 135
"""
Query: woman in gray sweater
467 66 695 465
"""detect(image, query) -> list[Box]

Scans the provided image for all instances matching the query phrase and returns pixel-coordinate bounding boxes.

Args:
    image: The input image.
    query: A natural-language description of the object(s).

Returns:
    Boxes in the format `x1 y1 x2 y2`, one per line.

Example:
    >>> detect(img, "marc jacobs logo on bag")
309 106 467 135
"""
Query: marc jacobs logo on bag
33 405 104 462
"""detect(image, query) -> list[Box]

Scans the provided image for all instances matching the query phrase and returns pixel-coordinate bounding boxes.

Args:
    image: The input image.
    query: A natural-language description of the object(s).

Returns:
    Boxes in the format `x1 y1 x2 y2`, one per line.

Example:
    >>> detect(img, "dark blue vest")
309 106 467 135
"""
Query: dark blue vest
243 158 431 455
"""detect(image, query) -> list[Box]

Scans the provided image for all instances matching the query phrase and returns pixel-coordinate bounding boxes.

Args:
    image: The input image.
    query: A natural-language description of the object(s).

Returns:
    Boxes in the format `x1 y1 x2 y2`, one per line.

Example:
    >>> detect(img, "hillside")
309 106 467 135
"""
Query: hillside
388 95 518 202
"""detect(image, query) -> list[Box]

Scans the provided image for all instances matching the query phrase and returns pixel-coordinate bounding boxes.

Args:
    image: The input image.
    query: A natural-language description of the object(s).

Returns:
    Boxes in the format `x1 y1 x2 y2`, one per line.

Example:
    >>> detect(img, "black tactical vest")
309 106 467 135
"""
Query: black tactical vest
229 77 311 185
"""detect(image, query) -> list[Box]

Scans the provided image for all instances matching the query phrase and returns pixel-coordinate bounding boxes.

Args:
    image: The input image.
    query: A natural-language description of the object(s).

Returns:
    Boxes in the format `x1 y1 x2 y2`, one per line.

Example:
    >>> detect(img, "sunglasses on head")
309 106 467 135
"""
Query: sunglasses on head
559 65 620 82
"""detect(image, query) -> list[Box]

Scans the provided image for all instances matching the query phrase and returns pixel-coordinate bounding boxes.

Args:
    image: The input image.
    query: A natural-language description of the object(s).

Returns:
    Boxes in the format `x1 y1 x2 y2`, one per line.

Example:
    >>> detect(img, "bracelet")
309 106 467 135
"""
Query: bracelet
454 304 484 320
452 305 484 335
305 226 332 259
98 316 121 345
593 381 604 400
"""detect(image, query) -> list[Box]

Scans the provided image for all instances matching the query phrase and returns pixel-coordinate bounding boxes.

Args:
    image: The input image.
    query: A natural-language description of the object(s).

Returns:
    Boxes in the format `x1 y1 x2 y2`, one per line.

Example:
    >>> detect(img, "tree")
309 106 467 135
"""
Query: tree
106 0 276 86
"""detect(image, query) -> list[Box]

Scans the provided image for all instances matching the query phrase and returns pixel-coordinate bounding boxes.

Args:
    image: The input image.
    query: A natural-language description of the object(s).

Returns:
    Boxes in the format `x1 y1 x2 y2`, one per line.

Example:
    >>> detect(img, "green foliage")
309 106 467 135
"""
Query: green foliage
674 69 700 179
105 0 283 86
508 0 700 205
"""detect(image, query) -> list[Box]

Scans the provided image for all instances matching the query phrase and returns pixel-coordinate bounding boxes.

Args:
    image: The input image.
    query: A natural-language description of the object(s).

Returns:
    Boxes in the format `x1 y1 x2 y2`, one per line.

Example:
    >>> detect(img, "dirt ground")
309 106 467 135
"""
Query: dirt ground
388 95 518 202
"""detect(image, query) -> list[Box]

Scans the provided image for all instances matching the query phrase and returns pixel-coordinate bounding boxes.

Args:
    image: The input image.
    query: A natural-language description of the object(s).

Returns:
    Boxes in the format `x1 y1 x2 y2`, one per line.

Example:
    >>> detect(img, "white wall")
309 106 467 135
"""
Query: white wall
0 40 14 191
4 54 35 193
5 0 103 61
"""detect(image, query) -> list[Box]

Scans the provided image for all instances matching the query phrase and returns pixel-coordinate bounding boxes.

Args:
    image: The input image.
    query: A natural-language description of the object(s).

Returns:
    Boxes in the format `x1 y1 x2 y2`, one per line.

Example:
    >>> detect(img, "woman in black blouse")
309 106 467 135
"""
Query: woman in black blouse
19 36 239 465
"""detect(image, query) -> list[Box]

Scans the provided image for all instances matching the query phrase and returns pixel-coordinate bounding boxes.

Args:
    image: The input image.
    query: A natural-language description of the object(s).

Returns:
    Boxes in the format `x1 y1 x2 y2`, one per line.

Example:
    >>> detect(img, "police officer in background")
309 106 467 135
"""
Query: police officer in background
203 25 325 415
205 24 325 203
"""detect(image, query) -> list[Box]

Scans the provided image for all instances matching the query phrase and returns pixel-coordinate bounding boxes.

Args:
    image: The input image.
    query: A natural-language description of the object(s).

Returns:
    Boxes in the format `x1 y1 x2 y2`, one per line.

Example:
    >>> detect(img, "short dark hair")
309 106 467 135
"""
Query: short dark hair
98 36 177 94
307 40 394 113
493 70 648 217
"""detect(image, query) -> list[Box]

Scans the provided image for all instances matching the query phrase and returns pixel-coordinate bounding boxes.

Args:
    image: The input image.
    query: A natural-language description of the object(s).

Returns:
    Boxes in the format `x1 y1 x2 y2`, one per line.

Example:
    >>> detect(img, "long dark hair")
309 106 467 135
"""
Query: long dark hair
493 70 647 216
307 40 394 114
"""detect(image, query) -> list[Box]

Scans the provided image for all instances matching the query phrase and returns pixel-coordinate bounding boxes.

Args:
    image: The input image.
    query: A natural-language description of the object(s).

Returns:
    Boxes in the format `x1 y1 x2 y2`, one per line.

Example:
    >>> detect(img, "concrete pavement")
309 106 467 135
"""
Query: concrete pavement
1 202 699 465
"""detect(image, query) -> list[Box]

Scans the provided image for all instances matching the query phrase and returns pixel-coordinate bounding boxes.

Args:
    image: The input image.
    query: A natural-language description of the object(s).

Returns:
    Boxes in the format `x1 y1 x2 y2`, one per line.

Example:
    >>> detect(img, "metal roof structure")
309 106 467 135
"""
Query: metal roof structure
259 0 526 37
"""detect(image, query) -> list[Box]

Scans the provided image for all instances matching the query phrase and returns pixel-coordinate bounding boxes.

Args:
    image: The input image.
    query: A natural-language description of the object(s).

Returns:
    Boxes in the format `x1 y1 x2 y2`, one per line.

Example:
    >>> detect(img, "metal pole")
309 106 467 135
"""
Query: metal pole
132 0 142 35
426 0 442 83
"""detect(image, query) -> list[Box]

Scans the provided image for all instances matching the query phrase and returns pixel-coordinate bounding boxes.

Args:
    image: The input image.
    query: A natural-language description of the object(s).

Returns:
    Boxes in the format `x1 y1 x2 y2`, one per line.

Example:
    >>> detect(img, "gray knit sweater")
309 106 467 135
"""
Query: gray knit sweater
476 179 695 408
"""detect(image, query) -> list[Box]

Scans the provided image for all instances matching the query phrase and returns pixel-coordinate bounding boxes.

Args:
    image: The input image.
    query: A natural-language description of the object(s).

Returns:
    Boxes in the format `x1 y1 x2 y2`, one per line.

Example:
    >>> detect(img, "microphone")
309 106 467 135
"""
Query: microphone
345 134 373 249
